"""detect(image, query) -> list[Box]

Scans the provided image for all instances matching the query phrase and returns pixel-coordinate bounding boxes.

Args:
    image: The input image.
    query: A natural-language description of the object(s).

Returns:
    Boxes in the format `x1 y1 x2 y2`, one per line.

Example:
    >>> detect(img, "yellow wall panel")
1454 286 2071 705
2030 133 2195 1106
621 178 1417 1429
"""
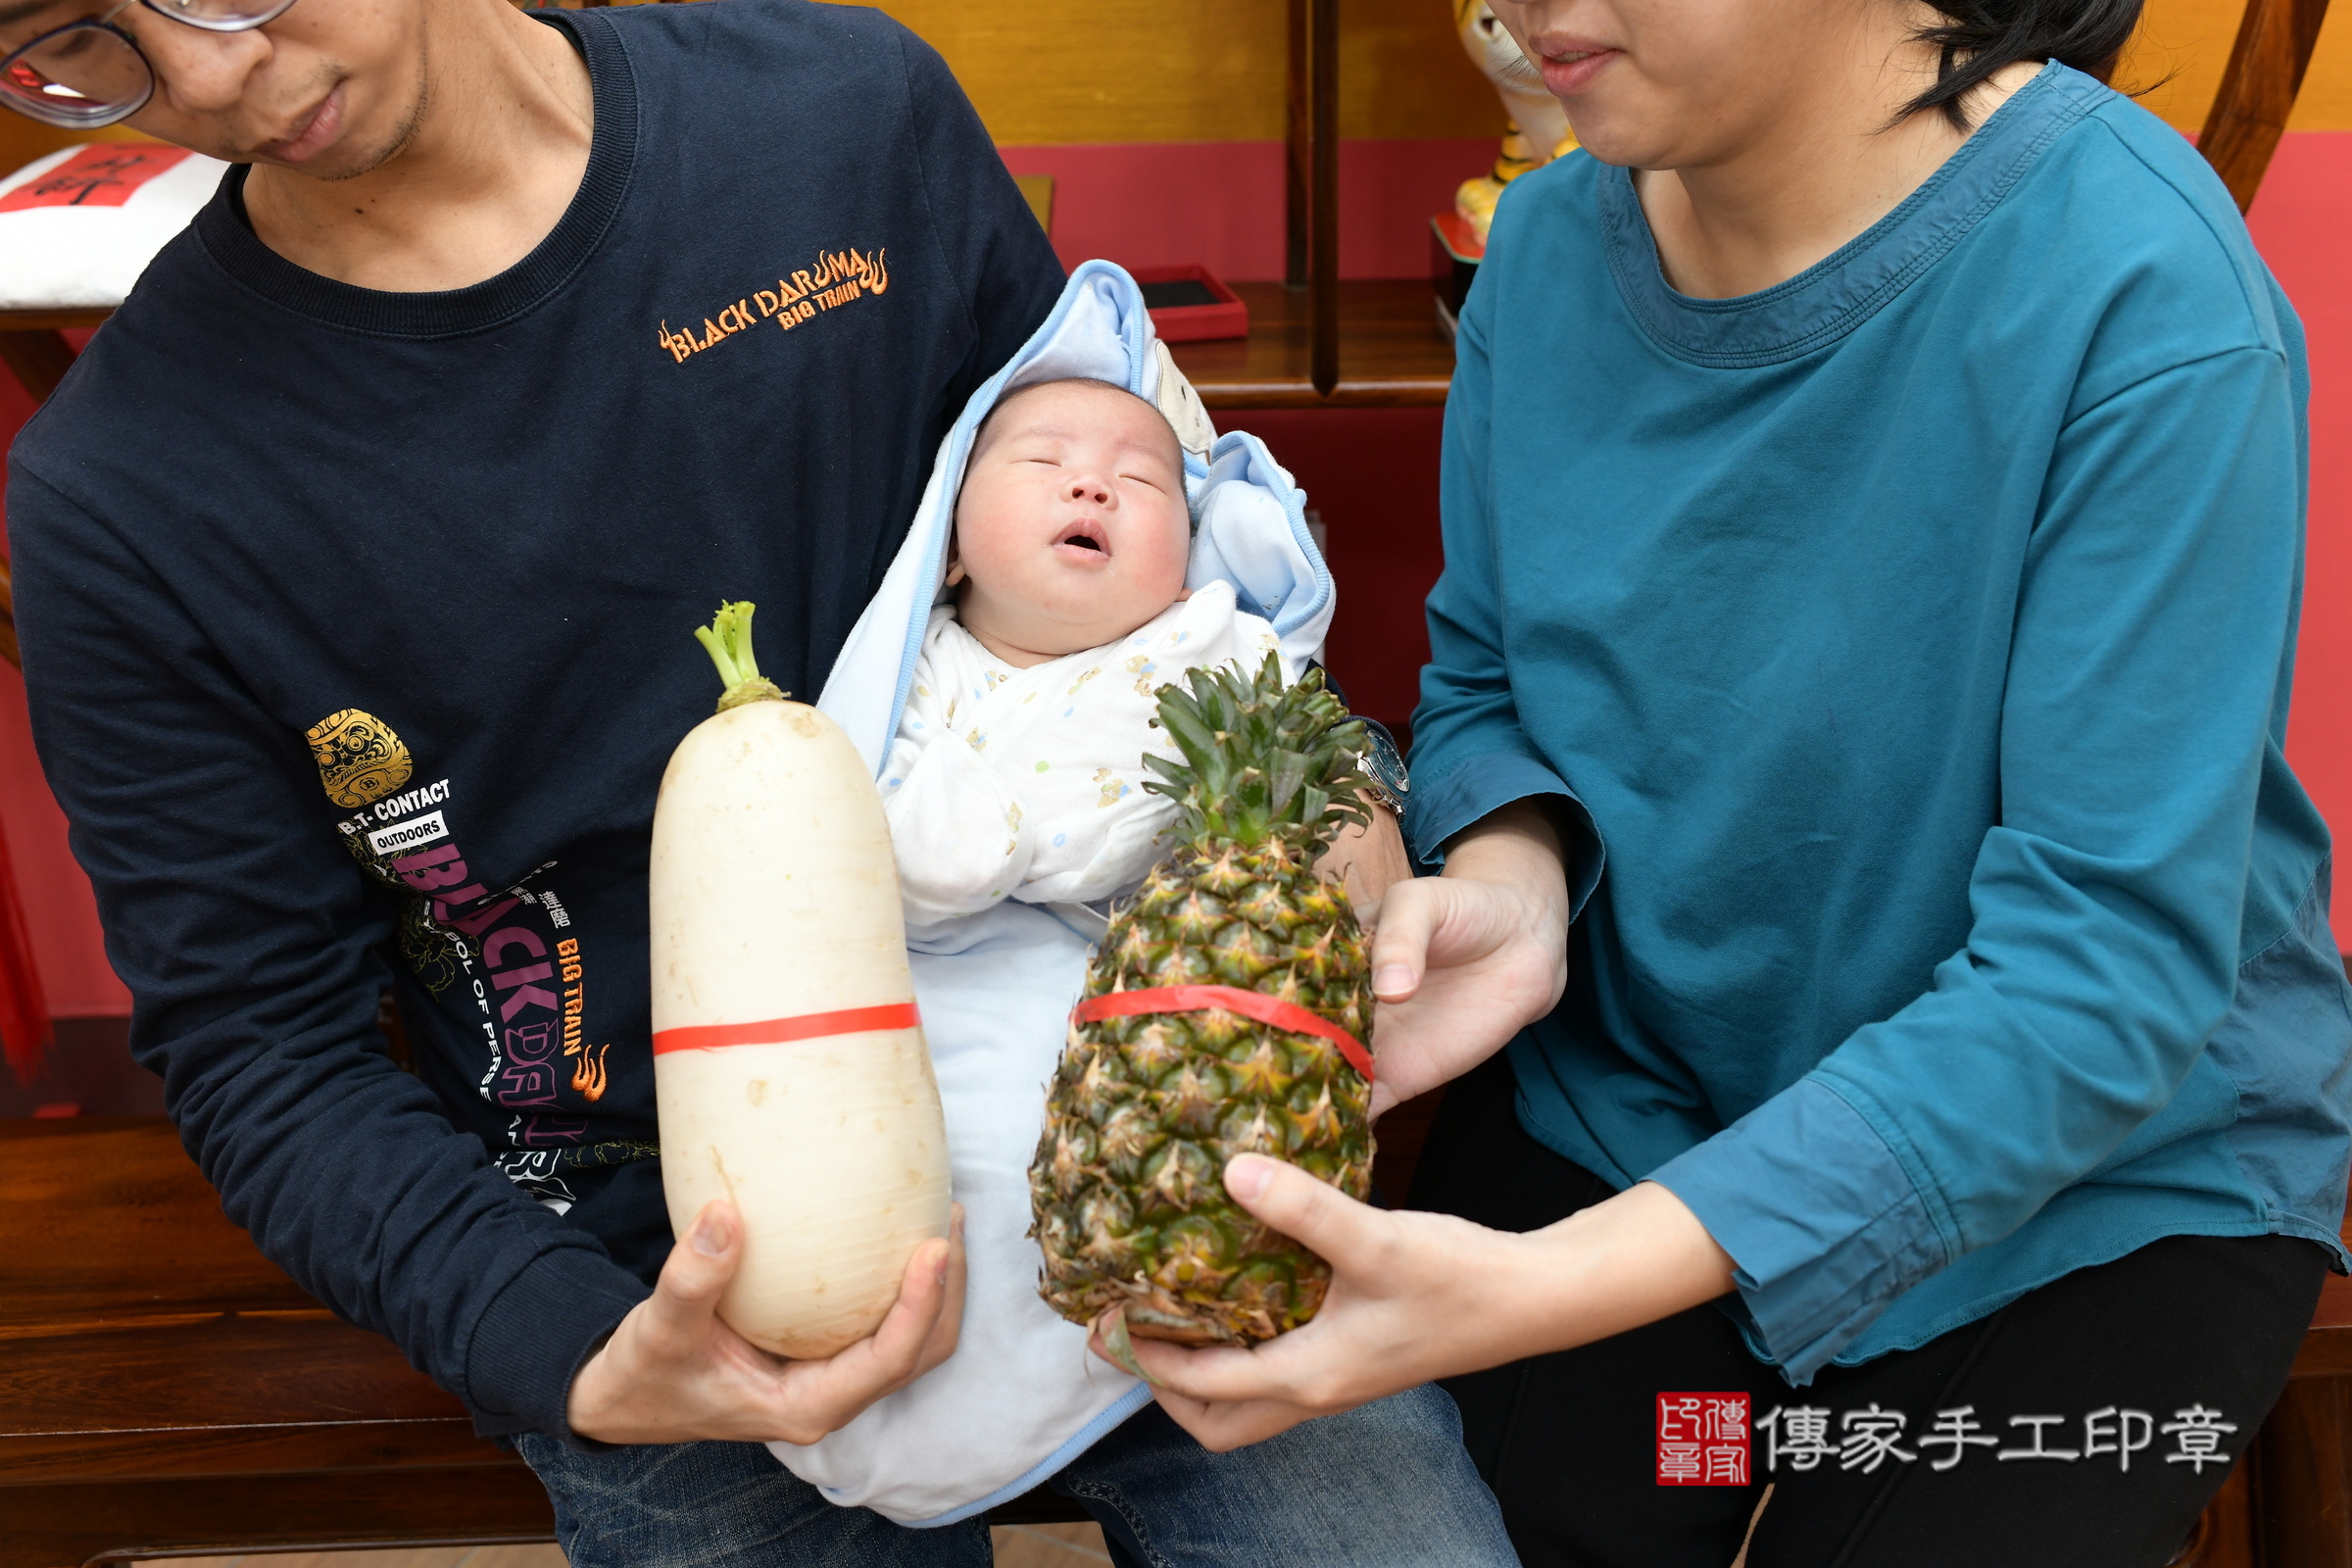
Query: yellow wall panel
844 0 2352 142
1333 0 1510 139
843 0 1282 143
11 0 2337 177
2116 0 2351 131
834 0 1500 144
2285 0 2352 128
2117 0 2246 130
633 0 2352 140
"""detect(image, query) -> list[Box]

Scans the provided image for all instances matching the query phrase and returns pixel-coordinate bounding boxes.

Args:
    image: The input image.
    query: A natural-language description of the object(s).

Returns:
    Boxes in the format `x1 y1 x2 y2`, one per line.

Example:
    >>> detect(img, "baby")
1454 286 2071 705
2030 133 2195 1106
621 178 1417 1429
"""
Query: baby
881 376 1288 929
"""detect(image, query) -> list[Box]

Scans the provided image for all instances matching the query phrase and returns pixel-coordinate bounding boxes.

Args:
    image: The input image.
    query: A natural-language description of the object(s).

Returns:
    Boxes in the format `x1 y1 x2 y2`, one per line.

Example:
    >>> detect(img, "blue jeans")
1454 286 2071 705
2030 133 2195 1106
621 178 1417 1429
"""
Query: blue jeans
516 1384 1521 1567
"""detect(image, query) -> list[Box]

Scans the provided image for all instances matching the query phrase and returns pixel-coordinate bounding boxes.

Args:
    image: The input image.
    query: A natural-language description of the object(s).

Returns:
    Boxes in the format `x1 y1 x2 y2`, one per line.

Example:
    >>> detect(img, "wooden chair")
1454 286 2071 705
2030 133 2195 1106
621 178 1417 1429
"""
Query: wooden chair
0 1115 1116 1566
4 1104 2350 1567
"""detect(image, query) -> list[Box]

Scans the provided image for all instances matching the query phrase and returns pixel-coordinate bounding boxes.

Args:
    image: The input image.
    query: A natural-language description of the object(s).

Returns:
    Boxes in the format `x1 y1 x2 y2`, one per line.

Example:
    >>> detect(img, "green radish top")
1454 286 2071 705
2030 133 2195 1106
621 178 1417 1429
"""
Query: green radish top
695 601 789 712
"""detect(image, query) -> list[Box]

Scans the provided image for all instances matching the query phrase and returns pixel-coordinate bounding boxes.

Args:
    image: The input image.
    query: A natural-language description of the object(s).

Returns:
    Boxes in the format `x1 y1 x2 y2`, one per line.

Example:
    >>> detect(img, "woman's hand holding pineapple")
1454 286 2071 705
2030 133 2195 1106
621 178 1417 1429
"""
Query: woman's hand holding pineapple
1103 1158 1732 1451
1357 799 1575 1118
567 1201 967 1446
1097 797 1738 1447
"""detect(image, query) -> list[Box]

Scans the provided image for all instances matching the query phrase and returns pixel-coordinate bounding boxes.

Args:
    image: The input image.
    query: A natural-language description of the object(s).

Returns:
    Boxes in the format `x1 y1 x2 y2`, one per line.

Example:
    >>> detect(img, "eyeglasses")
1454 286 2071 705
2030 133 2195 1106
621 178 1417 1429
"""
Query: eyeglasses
1 0 299 128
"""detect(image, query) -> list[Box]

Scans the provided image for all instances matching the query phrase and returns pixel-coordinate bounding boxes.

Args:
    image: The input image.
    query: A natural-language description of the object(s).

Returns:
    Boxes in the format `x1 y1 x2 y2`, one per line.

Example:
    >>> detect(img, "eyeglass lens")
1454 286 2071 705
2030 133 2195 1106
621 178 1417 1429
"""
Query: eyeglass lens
2 0 299 127
2 25 150 127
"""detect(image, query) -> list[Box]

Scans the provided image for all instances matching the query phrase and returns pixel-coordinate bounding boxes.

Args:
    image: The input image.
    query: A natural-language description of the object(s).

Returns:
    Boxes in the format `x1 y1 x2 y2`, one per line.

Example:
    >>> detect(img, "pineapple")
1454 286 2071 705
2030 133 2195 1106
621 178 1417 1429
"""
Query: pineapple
1028 654 1376 1347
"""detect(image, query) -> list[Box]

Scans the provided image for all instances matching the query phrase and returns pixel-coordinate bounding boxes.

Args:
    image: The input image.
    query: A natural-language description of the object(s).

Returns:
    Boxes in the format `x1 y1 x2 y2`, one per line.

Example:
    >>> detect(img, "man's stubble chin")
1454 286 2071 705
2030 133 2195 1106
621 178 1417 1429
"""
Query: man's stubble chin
321 66 428 183
322 23 432 184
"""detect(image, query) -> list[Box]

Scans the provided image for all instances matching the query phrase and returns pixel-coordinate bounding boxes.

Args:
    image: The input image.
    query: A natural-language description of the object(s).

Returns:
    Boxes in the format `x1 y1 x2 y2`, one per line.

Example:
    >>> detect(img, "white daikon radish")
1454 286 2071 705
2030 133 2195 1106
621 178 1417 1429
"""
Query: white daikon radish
650 602 952 1359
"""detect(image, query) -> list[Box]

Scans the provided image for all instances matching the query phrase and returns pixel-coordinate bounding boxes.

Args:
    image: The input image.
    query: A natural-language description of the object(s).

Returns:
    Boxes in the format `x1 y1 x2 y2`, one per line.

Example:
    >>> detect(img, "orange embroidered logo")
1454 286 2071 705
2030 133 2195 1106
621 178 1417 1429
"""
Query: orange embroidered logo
658 246 891 364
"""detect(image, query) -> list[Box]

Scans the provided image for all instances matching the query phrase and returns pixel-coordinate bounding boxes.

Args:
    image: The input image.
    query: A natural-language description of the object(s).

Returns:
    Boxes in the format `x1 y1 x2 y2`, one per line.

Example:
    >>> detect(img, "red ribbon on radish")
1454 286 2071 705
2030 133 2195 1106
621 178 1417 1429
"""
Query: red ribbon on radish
651 1002 922 1055
1071 985 1374 1081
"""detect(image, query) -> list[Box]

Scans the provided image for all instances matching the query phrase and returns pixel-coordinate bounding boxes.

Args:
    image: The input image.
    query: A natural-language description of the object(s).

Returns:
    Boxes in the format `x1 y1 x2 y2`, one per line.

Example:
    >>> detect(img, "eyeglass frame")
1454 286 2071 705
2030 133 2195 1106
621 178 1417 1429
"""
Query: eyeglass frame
0 0 302 128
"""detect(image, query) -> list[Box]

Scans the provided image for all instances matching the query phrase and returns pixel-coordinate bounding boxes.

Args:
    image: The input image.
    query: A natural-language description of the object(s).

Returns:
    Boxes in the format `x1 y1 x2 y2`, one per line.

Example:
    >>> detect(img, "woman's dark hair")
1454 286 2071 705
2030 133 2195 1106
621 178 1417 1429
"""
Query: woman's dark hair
1905 0 2146 127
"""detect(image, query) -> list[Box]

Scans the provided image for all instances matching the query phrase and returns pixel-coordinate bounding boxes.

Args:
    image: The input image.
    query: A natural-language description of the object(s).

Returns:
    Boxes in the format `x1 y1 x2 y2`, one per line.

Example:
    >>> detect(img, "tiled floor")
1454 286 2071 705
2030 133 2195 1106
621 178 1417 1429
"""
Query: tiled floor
156 1523 1112 1568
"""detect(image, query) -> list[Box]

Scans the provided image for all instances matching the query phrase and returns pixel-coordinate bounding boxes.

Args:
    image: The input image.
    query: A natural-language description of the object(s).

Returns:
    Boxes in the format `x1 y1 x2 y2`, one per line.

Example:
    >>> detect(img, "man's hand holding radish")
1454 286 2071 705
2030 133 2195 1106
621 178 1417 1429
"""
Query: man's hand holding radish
567 1201 967 1446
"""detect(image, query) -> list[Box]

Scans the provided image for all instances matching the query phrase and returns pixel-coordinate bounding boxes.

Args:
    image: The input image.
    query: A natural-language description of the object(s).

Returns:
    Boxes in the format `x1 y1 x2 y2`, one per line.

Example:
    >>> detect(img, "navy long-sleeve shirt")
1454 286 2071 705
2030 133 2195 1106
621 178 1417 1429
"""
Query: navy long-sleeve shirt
8 0 1061 1440
1407 63 2352 1382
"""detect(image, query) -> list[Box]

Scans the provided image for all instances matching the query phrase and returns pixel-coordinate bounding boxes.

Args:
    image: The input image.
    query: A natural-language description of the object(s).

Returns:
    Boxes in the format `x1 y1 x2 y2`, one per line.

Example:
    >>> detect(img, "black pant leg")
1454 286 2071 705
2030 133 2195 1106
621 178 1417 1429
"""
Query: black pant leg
1748 1233 2329 1568
1407 1054 2331 1568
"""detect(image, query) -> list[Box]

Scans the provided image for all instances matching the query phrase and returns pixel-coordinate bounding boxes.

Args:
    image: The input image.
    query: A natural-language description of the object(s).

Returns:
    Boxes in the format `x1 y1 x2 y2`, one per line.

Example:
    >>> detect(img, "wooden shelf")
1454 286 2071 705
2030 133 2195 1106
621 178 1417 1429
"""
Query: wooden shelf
1171 280 1452 410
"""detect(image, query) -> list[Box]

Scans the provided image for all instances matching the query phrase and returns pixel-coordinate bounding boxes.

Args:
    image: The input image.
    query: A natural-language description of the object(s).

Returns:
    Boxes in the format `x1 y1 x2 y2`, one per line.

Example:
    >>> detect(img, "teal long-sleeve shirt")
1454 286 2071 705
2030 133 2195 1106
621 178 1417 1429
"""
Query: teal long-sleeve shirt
1406 63 2352 1382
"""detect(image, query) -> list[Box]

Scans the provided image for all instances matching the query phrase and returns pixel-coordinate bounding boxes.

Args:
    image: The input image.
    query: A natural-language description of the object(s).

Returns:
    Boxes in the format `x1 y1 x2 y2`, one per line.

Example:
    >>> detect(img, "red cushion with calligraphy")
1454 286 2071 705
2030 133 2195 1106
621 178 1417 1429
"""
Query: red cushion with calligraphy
0 143 230 309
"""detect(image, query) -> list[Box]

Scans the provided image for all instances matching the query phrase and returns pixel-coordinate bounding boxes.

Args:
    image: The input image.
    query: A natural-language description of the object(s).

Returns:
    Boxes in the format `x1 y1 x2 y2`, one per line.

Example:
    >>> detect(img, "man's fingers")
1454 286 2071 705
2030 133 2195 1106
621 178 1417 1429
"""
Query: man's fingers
646 1200 739 1344
768 1220 963 1440
808 1208 965 1391
914 1206 969 1374
860 1235 954 1377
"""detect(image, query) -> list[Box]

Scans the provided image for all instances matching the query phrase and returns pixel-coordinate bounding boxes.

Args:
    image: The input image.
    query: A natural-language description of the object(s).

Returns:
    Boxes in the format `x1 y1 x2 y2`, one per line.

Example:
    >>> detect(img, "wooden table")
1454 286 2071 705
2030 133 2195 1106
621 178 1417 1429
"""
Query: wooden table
1171 280 1451 411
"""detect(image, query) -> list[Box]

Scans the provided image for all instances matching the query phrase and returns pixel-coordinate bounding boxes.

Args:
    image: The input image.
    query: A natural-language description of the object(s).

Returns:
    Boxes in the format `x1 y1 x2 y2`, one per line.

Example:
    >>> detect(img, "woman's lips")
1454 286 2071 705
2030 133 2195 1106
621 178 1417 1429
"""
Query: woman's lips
258 83 345 165
1538 46 1620 96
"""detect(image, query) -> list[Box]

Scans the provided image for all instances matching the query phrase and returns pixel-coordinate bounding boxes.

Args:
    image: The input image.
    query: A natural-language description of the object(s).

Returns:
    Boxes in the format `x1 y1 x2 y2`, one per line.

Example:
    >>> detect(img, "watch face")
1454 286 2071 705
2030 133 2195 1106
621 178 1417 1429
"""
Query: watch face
1358 726 1409 806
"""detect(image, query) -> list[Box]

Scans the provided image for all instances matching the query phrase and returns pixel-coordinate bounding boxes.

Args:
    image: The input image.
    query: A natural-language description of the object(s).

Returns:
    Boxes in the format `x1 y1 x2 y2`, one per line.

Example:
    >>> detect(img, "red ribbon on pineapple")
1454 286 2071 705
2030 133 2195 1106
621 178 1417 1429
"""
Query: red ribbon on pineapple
1070 985 1374 1082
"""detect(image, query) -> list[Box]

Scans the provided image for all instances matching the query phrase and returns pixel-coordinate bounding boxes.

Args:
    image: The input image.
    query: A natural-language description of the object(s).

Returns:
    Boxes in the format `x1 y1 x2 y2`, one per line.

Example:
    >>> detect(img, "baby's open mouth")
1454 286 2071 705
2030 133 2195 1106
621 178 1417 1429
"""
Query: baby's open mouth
1056 519 1111 557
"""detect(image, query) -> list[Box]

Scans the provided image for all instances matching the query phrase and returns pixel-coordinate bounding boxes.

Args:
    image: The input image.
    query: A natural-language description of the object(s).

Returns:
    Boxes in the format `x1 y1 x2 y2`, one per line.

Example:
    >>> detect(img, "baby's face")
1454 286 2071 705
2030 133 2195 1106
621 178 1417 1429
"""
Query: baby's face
951 380 1191 666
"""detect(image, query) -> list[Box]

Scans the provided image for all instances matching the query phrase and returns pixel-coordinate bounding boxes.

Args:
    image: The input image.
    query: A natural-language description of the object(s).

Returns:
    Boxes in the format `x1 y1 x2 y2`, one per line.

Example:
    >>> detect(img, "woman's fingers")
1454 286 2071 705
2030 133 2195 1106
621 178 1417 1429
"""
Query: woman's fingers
1222 1154 1386 1274
1368 876 1529 1000
1149 1384 1320 1452
1366 876 1446 1001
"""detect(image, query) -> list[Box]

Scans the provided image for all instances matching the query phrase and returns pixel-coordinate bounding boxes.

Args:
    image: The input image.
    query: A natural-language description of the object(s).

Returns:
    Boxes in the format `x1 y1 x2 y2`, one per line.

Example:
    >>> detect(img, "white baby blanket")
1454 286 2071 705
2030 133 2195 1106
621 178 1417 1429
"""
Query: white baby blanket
796 262 1334 1525
883 586 1289 932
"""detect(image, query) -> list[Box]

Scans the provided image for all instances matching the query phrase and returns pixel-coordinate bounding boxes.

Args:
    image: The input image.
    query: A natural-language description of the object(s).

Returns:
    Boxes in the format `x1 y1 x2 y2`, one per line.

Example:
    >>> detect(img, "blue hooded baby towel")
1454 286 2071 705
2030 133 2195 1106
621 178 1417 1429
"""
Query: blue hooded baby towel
783 264 1337 1524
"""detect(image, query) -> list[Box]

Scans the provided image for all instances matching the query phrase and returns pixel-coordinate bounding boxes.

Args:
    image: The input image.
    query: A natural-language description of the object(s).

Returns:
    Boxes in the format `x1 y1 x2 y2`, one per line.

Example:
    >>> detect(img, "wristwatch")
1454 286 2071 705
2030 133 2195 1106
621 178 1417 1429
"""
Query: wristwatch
1354 719 1410 817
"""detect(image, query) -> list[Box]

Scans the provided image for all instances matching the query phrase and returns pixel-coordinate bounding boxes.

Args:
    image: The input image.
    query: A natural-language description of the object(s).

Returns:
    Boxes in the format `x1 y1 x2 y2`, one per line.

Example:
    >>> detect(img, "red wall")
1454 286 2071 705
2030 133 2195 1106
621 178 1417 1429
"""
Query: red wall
3 130 2348 1026
0 353 126 1017
2252 133 2352 949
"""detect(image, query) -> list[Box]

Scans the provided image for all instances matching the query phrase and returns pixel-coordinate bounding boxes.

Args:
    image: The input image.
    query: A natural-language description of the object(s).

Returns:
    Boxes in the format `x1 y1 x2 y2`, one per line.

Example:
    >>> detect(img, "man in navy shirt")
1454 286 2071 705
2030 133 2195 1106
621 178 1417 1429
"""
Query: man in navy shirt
7 0 1046 1449
4 2 1515 1562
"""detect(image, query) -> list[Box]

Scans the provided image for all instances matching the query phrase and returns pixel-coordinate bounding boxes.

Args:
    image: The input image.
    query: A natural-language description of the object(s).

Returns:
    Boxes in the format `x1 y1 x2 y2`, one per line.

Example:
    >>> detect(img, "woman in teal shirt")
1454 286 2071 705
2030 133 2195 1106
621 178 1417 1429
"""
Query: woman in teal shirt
1117 0 2352 1562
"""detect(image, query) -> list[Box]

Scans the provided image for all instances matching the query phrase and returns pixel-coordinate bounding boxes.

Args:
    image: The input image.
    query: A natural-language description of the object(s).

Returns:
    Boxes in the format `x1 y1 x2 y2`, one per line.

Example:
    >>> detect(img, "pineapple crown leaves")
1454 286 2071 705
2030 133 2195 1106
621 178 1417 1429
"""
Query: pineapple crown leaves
1141 653 1372 852
694 600 789 713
